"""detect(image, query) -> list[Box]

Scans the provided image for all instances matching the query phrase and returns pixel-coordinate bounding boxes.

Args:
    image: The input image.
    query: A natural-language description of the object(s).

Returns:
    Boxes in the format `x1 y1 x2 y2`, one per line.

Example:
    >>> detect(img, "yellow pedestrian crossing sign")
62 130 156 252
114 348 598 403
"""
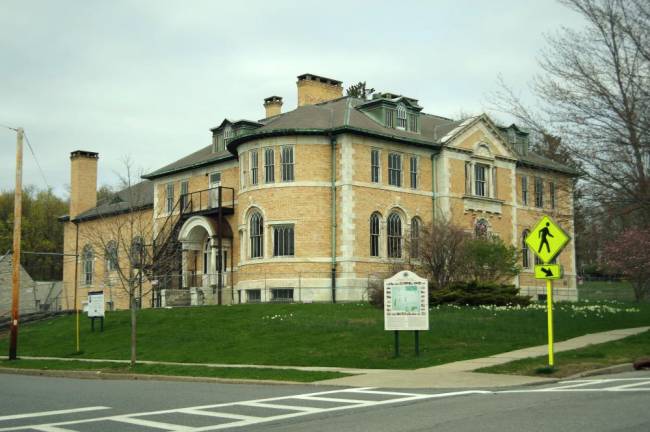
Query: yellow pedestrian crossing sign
535 264 562 280
525 215 570 264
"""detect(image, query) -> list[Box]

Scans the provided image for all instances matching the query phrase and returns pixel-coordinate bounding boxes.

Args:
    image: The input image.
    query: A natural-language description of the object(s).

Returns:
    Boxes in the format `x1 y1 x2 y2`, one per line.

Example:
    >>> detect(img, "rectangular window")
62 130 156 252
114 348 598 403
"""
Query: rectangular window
273 225 295 257
474 164 487 197
84 260 93 285
264 148 275 183
250 150 258 186
371 149 380 183
397 107 407 129
410 156 418 189
408 113 418 132
521 176 528 205
549 181 556 209
385 110 394 128
465 162 471 194
281 146 294 182
246 289 261 303
180 180 189 210
535 177 544 208
166 183 174 213
388 153 402 187
271 288 294 303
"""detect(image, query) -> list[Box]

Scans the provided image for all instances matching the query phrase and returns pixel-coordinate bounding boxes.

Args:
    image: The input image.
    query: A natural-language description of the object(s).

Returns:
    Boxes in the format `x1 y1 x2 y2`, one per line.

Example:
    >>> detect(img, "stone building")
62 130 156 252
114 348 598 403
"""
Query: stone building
61 74 578 310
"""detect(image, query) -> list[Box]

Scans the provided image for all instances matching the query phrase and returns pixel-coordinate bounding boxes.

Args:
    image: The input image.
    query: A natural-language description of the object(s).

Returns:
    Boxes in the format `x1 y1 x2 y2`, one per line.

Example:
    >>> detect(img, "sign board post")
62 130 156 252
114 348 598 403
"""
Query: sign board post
525 215 571 367
384 271 429 357
87 291 105 332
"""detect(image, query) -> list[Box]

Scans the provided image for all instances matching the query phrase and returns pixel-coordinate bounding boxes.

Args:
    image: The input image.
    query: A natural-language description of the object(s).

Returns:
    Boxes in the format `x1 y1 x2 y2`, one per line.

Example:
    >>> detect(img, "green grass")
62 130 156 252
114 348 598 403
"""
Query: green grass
0 359 348 382
477 329 650 378
1 302 649 370
578 280 638 302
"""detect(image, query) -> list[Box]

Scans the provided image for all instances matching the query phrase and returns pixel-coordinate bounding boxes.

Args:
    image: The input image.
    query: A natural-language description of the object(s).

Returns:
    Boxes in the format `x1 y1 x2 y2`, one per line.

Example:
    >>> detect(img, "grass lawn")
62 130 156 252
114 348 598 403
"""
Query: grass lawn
578 280 639 302
0 302 648 370
476 330 650 378
0 359 347 382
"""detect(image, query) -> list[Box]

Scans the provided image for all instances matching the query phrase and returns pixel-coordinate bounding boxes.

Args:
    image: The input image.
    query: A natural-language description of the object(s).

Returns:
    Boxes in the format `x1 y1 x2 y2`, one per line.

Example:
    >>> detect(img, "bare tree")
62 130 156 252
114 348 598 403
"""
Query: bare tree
80 158 153 367
494 0 649 225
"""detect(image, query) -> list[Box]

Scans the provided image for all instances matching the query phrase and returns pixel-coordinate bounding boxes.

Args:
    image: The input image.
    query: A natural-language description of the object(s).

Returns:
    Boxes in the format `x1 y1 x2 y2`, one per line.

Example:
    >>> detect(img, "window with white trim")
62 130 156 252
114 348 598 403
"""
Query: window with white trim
396 104 407 129
409 156 418 189
522 229 530 269
165 183 174 213
82 245 94 285
521 176 528 205
273 224 295 257
474 164 487 197
410 217 421 258
475 219 488 239
250 212 263 258
106 241 117 272
370 213 380 257
535 177 544 208
246 289 261 303
408 113 418 132
388 153 402 187
264 148 274 183
250 150 259 186
271 288 294 303
281 146 294 182
549 181 556 209
387 212 402 258
385 109 394 128
371 149 380 183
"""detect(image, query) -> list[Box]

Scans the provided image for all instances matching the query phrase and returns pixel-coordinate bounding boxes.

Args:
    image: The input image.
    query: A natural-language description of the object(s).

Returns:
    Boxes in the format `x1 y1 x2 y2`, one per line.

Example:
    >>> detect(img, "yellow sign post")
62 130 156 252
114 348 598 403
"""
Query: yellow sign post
525 215 571 368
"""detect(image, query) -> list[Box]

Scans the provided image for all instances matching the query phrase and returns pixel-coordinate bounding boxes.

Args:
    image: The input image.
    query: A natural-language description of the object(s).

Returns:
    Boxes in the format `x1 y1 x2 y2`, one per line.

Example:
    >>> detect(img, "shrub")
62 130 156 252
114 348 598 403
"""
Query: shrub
429 281 531 307
367 278 384 309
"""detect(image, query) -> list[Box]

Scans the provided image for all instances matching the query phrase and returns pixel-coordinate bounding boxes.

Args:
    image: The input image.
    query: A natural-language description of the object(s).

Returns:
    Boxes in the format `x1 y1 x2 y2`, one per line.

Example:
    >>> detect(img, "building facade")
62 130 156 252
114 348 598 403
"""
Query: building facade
61 74 578 310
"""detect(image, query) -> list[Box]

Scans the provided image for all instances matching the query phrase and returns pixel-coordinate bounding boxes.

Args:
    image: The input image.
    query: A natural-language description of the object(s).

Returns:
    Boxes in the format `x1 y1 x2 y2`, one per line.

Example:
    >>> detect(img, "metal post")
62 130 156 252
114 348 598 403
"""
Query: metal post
394 331 400 358
546 279 555 367
73 222 80 352
414 331 420 356
9 128 23 360
217 186 223 305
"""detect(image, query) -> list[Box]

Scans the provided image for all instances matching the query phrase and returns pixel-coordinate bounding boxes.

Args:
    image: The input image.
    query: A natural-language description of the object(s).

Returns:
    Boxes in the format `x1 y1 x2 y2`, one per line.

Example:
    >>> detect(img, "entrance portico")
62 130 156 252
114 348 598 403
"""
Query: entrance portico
178 215 233 304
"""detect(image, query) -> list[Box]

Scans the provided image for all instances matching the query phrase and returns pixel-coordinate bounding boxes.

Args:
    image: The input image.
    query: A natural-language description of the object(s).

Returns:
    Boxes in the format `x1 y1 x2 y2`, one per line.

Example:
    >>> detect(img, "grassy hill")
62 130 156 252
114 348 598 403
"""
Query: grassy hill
1 302 649 369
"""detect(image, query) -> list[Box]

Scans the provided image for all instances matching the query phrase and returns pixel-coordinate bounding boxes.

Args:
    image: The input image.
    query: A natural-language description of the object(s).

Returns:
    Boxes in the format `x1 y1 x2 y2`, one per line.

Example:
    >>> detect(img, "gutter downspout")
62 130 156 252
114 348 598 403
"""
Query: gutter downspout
330 135 337 303
430 150 440 221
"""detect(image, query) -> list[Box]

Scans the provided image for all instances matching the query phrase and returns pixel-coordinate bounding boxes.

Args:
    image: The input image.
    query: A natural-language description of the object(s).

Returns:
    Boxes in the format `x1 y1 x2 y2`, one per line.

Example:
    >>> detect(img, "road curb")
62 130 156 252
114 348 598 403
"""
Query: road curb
564 363 634 379
0 367 306 386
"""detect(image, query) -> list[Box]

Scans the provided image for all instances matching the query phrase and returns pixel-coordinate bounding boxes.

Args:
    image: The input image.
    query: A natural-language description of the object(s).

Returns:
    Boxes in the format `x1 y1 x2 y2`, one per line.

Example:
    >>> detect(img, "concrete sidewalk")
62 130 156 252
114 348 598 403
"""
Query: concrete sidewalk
316 326 650 388
16 326 649 389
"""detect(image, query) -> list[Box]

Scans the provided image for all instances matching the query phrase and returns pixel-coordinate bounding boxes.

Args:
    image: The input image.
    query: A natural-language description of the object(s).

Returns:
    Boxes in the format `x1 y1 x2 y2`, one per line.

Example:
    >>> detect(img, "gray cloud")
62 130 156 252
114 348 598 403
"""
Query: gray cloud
0 0 584 197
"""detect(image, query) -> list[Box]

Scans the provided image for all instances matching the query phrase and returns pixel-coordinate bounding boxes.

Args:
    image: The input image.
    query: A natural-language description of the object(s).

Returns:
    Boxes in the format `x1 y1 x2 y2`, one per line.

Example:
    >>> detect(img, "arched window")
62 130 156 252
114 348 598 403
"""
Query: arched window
522 230 530 269
250 212 263 258
105 241 117 272
387 212 402 258
370 213 381 257
475 218 488 239
396 104 407 129
410 217 421 258
82 245 94 285
131 236 144 268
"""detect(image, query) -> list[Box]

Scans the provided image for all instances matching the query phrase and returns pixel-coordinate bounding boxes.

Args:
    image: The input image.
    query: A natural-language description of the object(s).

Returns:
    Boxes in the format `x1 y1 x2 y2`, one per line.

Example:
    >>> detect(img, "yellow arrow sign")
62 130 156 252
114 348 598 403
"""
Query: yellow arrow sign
535 264 562 280
525 215 570 264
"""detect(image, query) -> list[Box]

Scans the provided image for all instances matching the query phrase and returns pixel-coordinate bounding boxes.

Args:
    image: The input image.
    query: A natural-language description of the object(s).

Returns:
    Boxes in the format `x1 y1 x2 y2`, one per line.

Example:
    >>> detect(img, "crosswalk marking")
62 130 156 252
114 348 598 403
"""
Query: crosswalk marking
0 406 109 422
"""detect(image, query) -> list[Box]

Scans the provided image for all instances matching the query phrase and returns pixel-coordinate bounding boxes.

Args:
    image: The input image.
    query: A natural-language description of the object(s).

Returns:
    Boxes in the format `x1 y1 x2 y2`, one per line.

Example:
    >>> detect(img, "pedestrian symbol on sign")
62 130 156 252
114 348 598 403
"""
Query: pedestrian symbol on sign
525 216 570 264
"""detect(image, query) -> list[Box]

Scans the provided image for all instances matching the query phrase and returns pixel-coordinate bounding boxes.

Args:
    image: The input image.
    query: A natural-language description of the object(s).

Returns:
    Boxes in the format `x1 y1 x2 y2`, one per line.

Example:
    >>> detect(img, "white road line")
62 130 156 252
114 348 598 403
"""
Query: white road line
294 395 371 404
560 378 650 383
0 406 109 422
32 426 79 432
541 380 606 391
113 415 189 430
177 409 260 421
605 380 650 391
238 402 319 412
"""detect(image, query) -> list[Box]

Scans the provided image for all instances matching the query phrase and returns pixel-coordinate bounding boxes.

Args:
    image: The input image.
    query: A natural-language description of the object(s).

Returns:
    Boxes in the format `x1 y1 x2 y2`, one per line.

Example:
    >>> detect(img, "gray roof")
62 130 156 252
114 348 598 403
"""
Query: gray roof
140 96 577 180
61 180 154 222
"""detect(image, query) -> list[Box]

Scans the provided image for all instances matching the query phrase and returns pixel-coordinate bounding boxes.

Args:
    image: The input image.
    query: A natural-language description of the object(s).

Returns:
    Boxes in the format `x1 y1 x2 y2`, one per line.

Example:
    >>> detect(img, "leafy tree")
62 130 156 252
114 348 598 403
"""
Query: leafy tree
463 237 520 284
603 227 650 301
346 81 375 100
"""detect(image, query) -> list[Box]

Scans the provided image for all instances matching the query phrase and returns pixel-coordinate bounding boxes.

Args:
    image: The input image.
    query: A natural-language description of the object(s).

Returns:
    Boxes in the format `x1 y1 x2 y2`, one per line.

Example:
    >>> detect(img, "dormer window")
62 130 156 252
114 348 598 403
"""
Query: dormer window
224 126 233 141
396 104 407 129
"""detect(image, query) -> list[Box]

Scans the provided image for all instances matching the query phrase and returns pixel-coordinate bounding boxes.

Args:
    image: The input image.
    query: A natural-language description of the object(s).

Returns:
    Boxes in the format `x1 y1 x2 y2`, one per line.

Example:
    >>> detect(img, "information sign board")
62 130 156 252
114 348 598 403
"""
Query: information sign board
384 271 429 331
87 291 105 318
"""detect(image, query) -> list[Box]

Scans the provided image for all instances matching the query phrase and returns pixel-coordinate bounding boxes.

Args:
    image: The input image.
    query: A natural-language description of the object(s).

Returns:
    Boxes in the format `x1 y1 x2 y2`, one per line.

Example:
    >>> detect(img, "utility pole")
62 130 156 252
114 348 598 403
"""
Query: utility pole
9 127 24 360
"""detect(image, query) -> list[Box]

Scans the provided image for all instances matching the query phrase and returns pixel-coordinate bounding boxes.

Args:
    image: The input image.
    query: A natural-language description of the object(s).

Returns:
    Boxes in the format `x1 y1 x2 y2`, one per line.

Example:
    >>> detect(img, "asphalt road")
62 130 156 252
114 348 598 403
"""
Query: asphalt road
0 370 649 431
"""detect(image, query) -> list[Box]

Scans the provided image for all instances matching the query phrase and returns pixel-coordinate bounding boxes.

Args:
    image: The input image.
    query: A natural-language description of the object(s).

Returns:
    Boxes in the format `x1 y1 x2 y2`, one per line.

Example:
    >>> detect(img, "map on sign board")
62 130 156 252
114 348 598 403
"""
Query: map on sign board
87 291 105 318
384 271 429 331
525 215 570 264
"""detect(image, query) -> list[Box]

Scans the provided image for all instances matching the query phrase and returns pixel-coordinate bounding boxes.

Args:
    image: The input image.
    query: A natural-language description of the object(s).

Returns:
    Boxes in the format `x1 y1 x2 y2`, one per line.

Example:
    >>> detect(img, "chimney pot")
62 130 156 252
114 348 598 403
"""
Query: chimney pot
263 95 283 118
69 150 99 218
296 73 343 107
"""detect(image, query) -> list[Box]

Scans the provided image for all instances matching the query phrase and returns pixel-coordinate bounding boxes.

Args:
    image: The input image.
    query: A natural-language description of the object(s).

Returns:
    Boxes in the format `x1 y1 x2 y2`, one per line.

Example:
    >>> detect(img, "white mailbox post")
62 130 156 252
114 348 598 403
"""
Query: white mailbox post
384 271 429 356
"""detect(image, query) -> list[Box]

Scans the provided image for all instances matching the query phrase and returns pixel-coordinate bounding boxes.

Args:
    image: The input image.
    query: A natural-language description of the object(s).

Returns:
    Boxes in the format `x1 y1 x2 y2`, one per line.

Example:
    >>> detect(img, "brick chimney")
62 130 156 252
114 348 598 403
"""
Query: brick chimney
296 74 343 107
264 96 283 118
69 150 98 219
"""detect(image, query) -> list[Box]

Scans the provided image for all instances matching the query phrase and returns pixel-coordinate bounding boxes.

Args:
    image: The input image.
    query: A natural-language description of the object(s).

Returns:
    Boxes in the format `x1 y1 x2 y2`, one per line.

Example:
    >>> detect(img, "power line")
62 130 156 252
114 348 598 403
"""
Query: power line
23 130 51 189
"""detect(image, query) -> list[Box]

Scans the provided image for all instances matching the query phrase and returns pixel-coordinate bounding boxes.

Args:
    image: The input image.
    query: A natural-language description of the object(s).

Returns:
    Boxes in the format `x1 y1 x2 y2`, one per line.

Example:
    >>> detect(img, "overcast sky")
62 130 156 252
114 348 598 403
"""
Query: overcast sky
0 0 585 197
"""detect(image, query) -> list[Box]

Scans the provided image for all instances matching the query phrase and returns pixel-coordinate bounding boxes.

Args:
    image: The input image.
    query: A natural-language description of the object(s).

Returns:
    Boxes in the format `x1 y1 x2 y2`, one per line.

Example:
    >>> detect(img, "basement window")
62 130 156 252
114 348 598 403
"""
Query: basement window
271 288 294 303
247 289 261 303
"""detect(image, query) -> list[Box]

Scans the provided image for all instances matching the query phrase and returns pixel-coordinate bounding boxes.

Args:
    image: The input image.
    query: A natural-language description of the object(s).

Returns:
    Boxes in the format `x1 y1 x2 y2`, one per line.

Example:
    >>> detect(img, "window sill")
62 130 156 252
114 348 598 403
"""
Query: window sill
463 195 504 214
